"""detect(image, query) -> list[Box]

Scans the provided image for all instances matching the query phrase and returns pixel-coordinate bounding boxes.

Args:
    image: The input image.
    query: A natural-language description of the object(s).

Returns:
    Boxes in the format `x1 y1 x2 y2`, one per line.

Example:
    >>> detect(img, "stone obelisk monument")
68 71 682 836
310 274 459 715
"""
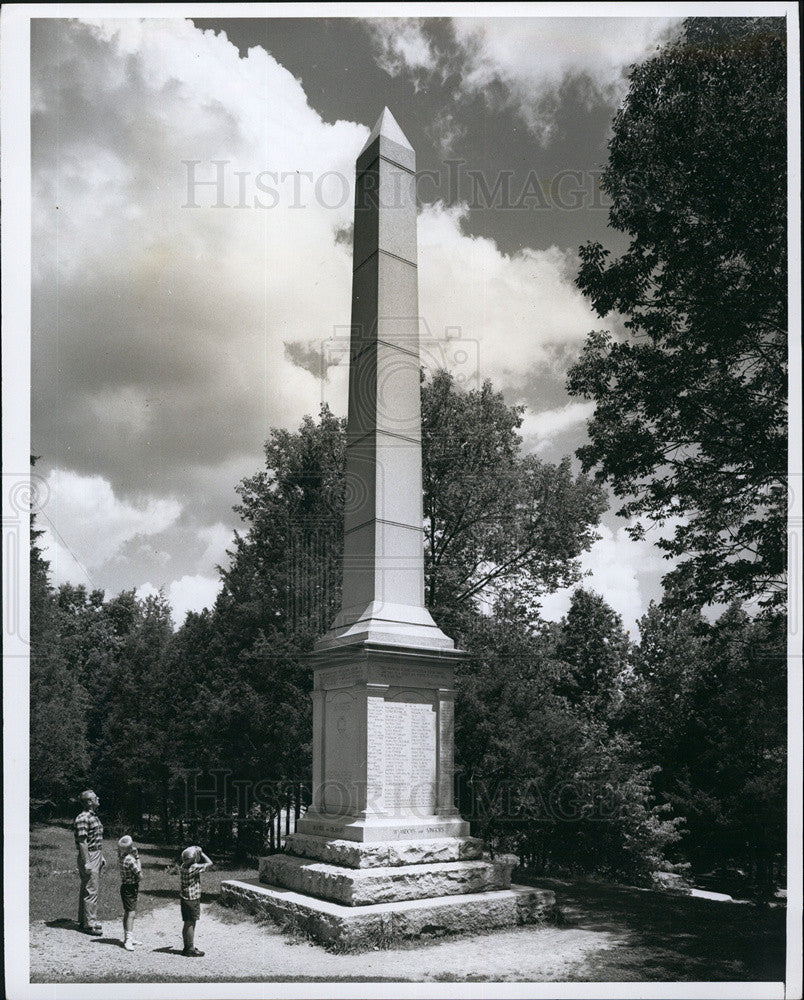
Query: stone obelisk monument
296 107 467 843
222 110 553 945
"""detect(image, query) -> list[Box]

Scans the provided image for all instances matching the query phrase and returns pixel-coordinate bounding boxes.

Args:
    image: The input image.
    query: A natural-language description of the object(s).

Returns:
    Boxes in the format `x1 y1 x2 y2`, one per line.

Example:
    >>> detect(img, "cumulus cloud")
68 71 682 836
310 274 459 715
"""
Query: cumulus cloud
39 525 95 590
318 202 597 413
36 468 234 622
28 18 628 611
417 203 596 393
364 18 440 87
539 518 681 637
519 401 595 454
453 18 680 140
31 17 372 594
137 574 222 627
38 469 181 585
365 17 680 141
197 522 236 572
32 18 366 511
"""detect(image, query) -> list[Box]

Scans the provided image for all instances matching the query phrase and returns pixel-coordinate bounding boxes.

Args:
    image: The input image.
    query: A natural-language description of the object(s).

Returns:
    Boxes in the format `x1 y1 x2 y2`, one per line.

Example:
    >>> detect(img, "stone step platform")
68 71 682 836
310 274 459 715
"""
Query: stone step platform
220 878 556 949
259 852 518 906
284 832 483 868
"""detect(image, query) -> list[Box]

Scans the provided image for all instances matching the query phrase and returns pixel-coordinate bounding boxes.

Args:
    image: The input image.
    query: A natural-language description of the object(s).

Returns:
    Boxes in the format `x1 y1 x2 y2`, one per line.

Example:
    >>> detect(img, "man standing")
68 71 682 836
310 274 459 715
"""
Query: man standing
74 789 105 935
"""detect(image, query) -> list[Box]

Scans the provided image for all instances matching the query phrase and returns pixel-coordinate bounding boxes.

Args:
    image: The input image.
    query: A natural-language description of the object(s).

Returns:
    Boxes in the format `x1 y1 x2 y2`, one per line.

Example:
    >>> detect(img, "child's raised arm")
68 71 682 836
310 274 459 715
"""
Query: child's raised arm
199 850 213 868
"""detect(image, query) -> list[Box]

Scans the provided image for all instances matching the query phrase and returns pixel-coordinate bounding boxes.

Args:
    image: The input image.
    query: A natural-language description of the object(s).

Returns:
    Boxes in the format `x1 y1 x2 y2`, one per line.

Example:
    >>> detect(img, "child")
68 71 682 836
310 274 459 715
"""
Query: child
179 845 213 957
117 835 142 951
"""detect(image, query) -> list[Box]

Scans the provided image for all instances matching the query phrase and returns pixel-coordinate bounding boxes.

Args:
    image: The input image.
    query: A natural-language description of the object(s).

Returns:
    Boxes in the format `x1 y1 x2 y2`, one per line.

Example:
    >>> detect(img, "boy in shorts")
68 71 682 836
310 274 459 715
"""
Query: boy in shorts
117 835 142 950
179 845 213 957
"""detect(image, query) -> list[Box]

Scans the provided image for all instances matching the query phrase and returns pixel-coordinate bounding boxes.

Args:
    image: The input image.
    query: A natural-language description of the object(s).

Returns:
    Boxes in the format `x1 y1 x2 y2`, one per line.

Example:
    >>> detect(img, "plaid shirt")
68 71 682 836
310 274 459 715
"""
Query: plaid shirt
74 810 103 854
179 863 204 901
120 854 141 885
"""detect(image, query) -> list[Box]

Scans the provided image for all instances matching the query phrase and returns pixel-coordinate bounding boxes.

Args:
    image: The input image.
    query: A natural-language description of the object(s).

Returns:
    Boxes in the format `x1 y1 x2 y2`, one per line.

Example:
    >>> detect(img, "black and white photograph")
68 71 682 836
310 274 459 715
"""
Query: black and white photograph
2 3 801 996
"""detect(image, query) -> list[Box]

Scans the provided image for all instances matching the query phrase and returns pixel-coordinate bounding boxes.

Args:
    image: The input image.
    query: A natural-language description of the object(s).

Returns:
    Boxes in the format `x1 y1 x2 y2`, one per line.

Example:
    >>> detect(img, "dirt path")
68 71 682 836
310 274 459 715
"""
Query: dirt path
30 901 618 983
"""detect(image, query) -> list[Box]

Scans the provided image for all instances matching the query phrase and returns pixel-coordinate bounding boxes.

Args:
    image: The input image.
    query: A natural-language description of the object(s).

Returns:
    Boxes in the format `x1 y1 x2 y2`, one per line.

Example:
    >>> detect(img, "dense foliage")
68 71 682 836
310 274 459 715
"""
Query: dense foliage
567 17 787 609
30 521 90 810
423 373 606 614
624 601 786 892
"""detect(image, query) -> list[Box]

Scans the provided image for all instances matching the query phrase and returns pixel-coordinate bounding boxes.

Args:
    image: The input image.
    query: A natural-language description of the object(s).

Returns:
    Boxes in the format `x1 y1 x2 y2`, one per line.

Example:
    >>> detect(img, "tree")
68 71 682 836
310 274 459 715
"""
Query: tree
567 18 787 609
554 588 630 710
200 375 605 813
30 512 89 809
227 377 606 637
423 371 607 615
451 601 681 885
92 591 176 823
225 404 346 644
624 600 786 893
624 601 709 790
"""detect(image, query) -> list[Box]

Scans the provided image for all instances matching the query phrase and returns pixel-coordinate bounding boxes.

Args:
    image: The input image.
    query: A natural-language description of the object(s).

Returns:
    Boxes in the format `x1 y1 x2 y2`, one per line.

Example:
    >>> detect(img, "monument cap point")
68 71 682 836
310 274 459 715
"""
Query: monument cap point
358 106 414 156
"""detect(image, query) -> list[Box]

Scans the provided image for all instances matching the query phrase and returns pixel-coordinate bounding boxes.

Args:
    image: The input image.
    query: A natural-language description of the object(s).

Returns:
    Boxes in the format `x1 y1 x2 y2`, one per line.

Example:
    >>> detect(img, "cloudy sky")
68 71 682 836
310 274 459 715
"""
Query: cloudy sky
29 12 686 632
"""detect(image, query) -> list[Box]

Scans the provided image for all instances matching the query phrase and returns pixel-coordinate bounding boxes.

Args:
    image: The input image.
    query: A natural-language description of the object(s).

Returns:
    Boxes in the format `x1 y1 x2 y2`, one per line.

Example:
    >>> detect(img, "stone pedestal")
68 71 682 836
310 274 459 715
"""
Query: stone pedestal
303 642 466 839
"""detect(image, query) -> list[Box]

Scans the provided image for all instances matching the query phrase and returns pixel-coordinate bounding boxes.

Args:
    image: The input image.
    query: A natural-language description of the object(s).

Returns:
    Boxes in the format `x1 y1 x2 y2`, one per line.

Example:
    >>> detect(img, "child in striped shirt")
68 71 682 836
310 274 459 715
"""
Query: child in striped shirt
178 845 213 957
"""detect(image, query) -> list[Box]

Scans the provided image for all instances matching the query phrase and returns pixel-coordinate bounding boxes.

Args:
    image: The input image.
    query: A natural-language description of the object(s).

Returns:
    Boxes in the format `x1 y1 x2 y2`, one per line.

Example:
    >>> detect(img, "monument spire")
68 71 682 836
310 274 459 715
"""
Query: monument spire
357 106 414 156
318 107 452 651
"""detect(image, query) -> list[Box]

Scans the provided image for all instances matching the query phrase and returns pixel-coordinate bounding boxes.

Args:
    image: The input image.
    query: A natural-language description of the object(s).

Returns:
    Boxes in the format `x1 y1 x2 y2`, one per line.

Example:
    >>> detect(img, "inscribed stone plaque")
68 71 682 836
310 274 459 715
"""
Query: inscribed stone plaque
383 693 437 814
323 690 358 814
365 693 385 812
318 664 362 689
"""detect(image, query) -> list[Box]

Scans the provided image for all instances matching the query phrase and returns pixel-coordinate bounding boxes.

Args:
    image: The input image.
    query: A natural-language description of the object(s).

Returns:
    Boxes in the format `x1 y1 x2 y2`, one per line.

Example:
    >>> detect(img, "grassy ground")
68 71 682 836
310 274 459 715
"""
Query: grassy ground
29 822 787 984
29 820 255 924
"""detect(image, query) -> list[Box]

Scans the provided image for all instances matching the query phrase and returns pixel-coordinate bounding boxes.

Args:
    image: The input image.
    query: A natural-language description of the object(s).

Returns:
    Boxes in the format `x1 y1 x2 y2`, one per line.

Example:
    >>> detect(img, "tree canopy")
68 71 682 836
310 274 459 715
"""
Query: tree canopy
423 372 607 616
30 517 89 808
567 17 787 609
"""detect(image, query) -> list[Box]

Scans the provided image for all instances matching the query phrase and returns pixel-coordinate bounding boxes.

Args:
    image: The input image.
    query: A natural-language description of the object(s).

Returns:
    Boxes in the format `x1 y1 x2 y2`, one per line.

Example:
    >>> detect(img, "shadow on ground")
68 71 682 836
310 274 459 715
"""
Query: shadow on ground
517 873 786 981
91 937 125 948
45 918 82 931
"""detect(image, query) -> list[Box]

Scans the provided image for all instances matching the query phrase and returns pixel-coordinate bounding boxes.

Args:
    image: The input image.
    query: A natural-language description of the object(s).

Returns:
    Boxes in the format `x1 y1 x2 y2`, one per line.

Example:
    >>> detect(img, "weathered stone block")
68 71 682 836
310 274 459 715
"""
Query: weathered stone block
259 853 517 905
283 833 483 868
220 878 556 949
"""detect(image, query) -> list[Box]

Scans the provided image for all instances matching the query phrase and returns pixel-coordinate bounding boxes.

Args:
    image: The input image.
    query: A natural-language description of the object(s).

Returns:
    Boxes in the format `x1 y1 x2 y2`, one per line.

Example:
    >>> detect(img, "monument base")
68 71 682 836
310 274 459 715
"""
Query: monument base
220 879 556 950
259 852 518 906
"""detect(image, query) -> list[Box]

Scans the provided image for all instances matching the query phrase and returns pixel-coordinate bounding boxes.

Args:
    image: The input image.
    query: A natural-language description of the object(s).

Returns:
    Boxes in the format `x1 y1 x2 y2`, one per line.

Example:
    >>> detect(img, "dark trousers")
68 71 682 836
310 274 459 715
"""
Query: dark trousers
77 852 102 928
